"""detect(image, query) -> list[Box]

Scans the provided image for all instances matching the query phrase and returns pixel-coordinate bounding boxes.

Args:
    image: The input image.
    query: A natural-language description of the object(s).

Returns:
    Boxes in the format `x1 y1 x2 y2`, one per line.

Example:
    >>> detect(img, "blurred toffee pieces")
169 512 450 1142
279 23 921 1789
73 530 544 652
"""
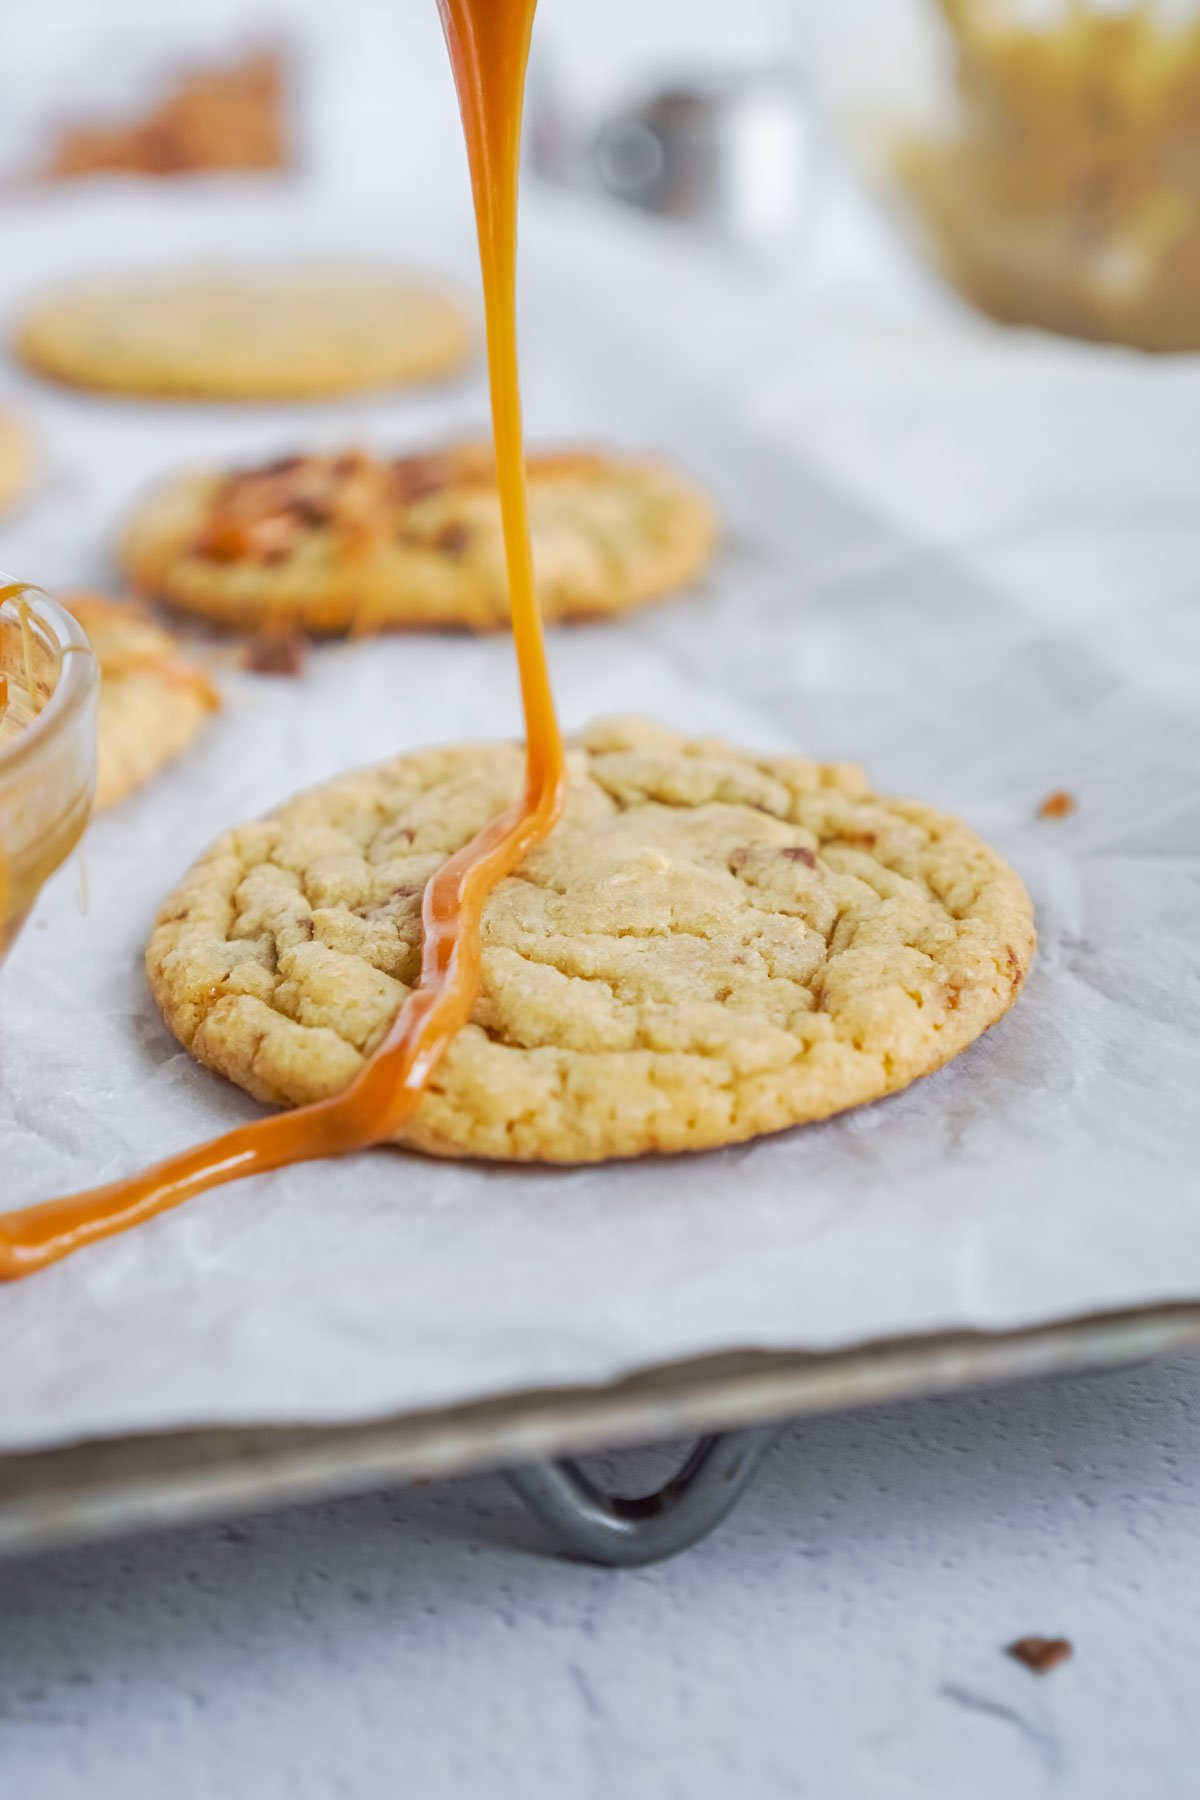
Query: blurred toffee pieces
120 443 720 634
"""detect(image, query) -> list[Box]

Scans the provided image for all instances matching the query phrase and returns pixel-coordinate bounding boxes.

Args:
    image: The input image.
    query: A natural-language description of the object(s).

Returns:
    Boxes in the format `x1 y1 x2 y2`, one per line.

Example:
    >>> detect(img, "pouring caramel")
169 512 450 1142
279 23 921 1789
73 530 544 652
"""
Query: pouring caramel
0 0 565 1280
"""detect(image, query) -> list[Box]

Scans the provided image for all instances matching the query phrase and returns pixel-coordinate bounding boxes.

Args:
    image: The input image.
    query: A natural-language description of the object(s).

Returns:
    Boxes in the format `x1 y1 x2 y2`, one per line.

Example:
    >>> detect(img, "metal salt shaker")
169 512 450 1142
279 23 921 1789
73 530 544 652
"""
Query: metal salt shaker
532 66 812 253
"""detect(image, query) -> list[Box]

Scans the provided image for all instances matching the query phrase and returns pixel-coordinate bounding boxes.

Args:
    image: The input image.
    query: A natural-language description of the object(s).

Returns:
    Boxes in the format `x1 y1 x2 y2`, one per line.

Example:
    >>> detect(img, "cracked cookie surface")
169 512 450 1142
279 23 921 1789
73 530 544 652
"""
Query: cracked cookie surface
147 719 1035 1162
67 593 219 809
15 269 471 400
120 444 719 633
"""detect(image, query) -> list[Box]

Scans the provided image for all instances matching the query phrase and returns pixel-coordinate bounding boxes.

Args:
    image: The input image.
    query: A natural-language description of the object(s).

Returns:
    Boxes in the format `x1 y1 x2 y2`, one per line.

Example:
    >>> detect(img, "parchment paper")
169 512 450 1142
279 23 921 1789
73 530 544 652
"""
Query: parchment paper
0 182 1197 1454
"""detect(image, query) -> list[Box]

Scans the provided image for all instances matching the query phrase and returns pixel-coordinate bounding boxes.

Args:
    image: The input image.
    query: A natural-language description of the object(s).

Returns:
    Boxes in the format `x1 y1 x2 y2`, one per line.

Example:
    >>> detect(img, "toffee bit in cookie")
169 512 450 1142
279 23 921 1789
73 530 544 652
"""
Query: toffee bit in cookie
1038 790 1077 820
780 846 817 867
433 521 473 557
196 513 301 566
1007 1636 1073 1674
288 496 332 528
196 452 395 568
388 449 465 503
242 631 308 677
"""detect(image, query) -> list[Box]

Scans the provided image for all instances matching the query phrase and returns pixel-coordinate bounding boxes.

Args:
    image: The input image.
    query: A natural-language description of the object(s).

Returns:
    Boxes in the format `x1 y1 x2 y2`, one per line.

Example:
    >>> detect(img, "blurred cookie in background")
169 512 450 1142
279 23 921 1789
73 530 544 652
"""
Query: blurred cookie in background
0 414 34 516
121 444 720 635
36 49 290 181
14 267 473 402
66 593 219 809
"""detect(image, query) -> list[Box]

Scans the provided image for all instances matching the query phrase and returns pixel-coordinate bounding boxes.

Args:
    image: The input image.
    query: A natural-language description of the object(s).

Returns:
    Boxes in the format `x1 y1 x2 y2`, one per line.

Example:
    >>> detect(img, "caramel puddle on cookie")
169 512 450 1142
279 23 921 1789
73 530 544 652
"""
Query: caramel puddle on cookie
0 0 565 1280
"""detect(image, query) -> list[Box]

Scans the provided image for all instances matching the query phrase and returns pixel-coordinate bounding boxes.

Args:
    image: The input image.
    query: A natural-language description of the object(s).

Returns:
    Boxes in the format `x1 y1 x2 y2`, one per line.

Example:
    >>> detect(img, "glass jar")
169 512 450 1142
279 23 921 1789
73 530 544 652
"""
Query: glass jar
0 583 98 964
803 0 1200 351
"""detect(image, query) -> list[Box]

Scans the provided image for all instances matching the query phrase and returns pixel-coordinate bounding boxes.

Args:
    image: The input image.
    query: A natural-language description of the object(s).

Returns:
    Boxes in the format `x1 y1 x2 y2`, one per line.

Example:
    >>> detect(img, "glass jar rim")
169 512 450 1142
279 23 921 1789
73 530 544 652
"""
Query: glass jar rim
0 581 97 786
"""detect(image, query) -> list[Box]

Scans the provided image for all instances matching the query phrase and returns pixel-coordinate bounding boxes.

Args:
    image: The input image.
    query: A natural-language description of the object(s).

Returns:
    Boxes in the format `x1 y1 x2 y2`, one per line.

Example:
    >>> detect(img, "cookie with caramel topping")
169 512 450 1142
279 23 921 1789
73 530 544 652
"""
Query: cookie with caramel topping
146 718 1035 1162
120 444 720 633
66 593 219 808
14 269 471 401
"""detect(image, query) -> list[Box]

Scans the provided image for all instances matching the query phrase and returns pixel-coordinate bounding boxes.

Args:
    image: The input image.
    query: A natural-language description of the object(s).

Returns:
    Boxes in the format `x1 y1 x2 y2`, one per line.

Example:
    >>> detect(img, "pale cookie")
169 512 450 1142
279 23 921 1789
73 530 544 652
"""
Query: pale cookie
66 593 219 809
14 269 472 401
121 444 719 634
0 412 33 514
147 719 1035 1163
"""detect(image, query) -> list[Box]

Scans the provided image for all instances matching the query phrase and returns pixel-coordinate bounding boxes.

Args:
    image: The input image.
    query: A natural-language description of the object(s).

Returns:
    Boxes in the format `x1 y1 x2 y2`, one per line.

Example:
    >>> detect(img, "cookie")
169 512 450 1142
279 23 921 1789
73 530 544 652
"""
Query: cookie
14 269 472 401
121 445 719 633
0 412 33 515
147 718 1035 1163
66 593 219 809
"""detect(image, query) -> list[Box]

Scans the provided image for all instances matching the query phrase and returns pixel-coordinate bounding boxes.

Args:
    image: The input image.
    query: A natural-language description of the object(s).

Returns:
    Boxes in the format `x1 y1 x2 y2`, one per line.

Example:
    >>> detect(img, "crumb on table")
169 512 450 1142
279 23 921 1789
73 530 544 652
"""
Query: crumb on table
1007 1635 1073 1673
1038 790 1076 820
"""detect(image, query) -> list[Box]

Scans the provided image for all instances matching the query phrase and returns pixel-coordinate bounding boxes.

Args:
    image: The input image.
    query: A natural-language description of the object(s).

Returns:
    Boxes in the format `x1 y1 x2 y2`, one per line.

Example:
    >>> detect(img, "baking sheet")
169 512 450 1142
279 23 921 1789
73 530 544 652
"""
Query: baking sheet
0 182 1197 1455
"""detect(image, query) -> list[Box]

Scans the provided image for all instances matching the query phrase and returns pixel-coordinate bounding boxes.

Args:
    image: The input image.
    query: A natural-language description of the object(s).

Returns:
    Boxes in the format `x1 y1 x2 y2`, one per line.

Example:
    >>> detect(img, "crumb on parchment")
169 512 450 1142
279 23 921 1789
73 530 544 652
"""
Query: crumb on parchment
242 631 308 677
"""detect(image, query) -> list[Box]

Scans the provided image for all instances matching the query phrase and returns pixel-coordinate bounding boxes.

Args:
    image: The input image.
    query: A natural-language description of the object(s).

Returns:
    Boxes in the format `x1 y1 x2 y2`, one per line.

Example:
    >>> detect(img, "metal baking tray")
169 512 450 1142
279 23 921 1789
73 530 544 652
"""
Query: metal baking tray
4 1301 1198 1561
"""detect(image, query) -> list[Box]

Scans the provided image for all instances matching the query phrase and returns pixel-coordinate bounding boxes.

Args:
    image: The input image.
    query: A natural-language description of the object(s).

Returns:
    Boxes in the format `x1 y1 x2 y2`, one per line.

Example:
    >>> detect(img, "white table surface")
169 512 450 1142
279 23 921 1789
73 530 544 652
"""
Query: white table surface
5 1350 1198 1799
5 3 1198 1793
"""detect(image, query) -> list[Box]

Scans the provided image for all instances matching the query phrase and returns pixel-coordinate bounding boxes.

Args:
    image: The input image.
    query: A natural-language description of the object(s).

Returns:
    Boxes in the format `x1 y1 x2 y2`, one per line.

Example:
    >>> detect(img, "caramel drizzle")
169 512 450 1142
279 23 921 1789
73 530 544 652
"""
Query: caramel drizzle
0 0 563 1281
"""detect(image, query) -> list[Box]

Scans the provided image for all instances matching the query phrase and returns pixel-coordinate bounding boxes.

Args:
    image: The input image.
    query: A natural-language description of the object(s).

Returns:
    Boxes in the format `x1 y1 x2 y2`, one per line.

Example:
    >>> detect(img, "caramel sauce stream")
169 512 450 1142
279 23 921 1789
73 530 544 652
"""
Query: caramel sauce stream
0 0 564 1281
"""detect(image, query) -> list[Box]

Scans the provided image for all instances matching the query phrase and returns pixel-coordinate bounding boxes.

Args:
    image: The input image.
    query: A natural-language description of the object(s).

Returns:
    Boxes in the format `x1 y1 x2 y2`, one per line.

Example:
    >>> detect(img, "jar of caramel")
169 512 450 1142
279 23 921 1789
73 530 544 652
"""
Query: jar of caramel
0 584 97 963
